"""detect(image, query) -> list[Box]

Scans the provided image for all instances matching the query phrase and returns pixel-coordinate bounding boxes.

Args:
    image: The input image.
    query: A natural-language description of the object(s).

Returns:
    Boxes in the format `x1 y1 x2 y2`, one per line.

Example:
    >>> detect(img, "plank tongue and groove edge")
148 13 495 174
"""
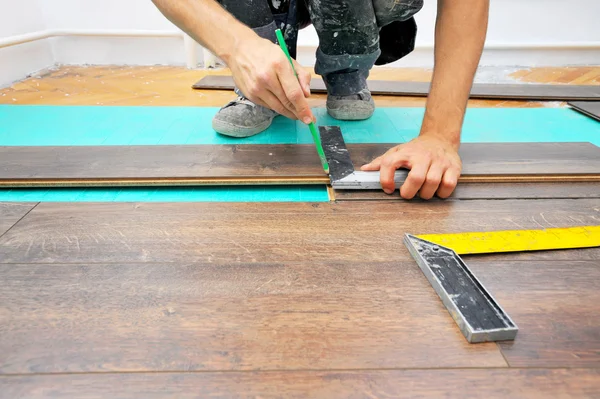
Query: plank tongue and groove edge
1 142 600 188
192 75 600 101
568 101 600 122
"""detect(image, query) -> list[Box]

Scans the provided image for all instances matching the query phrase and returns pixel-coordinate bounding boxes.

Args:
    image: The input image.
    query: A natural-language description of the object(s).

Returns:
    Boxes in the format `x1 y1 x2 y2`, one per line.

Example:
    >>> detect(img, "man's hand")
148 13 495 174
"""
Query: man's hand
361 135 462 199
362 0 488 200
228 37 314 124
151 0 314 123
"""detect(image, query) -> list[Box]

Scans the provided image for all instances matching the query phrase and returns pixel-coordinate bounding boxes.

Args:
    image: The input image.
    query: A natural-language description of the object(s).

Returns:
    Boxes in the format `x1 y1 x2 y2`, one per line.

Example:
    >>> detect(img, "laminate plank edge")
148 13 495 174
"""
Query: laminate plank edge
193 75 600 101
569 101 600 122
334 182 600 201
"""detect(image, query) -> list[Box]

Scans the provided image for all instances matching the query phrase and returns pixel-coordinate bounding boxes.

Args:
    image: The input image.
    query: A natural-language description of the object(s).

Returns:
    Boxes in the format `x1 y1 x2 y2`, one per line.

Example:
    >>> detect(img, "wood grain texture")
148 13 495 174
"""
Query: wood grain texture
470 260 600 368
347 143 600 176
2 65 599 108
335 182 600 201
193 75 600 100
1 143 599 187
0 262 506 374
569 101 600 121
2 369 599 399
0 203 36 236
0 200 598 264
0 145 324 179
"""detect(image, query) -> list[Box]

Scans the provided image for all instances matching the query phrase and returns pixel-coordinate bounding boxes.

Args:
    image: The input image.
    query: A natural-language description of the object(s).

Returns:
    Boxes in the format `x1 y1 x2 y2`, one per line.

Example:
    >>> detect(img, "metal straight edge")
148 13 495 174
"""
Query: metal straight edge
404 234 519 343
331 170 409 190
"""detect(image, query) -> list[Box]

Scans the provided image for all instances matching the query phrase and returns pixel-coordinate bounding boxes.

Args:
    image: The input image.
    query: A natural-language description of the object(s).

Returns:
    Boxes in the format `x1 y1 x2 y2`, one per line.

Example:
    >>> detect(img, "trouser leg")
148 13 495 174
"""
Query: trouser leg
306 0 424 95
216 0 299 56
373 0 424 65
306 0 381 96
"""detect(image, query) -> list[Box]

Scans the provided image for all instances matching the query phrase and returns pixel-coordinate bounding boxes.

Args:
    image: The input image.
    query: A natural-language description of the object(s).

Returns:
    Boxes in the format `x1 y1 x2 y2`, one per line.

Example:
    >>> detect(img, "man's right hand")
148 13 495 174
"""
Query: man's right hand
227 37 315 124
151 0 314 123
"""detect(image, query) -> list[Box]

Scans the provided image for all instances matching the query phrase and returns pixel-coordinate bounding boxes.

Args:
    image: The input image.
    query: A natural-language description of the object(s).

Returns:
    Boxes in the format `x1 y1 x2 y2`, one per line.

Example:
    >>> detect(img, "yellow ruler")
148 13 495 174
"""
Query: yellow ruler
416 225 600 255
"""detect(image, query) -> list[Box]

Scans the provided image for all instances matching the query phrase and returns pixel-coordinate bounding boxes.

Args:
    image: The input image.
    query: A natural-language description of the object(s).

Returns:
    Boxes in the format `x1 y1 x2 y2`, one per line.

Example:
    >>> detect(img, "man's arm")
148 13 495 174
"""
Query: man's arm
362 0 489 199
152 0 314 123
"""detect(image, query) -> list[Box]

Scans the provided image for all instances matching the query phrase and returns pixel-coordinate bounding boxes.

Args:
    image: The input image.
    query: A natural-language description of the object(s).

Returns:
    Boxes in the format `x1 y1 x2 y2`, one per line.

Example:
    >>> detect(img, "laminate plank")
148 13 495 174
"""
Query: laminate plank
0 145 325 180
0 203 36 236
346 142 600 176
470 260 600 367
1 143 599 187
569 101 600 122
0 200 598 264
334 182 600 201
193 75 600 100
2 369 599 399
0 262 506 374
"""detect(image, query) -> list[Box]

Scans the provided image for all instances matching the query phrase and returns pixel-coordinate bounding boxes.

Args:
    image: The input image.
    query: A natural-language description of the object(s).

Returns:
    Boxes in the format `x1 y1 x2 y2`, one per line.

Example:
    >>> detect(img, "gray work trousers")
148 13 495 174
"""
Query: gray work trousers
217 0 424 96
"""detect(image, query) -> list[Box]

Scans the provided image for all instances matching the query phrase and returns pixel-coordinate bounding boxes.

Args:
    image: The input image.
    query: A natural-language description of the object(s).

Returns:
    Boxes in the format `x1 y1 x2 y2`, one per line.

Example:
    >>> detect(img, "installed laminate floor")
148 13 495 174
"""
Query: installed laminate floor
0 66 599 398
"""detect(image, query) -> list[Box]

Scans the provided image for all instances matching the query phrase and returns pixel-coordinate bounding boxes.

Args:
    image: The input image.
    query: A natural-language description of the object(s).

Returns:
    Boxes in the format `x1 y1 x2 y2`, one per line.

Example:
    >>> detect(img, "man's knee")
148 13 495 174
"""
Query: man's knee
373 0 424 27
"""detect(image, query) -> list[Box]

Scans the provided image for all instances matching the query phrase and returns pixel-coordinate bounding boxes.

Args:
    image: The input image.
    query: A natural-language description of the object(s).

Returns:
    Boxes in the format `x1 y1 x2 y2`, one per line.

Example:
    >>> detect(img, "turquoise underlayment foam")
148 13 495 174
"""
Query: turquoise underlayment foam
0 105 598 202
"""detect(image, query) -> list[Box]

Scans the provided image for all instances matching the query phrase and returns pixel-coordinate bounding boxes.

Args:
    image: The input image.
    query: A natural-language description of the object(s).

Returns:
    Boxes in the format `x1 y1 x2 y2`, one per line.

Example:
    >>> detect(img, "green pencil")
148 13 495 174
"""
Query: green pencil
274 29 330 174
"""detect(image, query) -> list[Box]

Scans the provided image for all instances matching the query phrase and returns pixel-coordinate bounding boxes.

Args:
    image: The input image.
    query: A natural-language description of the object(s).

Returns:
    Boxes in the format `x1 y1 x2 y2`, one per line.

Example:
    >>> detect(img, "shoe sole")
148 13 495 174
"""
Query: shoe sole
327 102 375 121
212 115 276 138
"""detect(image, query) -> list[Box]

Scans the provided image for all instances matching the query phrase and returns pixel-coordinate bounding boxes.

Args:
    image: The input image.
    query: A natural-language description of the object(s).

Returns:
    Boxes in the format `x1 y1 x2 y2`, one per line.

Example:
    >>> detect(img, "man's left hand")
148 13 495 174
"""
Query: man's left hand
361 135 462 200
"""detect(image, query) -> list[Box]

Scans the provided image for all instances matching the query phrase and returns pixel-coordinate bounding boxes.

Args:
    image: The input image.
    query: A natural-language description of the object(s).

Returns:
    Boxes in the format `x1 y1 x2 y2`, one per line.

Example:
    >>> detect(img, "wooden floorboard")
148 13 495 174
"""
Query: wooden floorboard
1 369 599 399
0 262 506 374
1 143 599 188
469 260 600 368
0 200 598 264
1 65 600 396
193 75 600 100
347 143 600 176
0 202 36 236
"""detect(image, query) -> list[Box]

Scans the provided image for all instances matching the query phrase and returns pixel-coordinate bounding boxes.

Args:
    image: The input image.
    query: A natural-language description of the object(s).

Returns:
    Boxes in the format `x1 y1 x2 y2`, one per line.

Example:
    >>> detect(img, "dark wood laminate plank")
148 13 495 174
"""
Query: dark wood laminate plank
0 262 506 374
193 75 600 100
347 142 600 176
2 369 599 399
0 145 325 180
1 143 599 187
469 260 600 367
0 200 598 264
335 182 600 201
569 101 600 122
0 203 36 236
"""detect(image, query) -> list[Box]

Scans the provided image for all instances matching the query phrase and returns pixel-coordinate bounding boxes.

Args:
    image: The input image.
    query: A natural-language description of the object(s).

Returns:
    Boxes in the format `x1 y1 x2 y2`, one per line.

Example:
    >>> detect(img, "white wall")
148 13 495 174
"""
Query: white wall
0 0 54 86
297 0 600 67
1 0 599 87
42 0 187 66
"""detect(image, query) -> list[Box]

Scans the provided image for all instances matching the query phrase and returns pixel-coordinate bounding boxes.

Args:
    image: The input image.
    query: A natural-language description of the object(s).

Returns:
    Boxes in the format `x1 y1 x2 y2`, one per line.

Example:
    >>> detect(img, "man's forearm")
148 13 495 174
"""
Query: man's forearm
151 0 257 64
420 0 489 147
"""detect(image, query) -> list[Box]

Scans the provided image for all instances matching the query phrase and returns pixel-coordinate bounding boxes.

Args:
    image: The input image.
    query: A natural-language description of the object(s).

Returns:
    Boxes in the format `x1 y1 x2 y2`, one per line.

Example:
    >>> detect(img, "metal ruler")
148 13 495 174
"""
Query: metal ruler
417 225 600 255
406 226 600 344
405 234 518 343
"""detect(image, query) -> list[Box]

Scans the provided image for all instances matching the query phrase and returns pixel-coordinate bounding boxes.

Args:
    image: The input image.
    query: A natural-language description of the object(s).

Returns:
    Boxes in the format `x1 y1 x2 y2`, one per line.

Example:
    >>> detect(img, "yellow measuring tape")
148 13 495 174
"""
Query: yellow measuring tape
416 225 600 255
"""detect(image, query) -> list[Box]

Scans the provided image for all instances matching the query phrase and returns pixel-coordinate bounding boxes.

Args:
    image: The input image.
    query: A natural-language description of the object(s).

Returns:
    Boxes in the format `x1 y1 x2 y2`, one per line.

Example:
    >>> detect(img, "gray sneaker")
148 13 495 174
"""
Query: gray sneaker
212 96 278 138
326 88 375 121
